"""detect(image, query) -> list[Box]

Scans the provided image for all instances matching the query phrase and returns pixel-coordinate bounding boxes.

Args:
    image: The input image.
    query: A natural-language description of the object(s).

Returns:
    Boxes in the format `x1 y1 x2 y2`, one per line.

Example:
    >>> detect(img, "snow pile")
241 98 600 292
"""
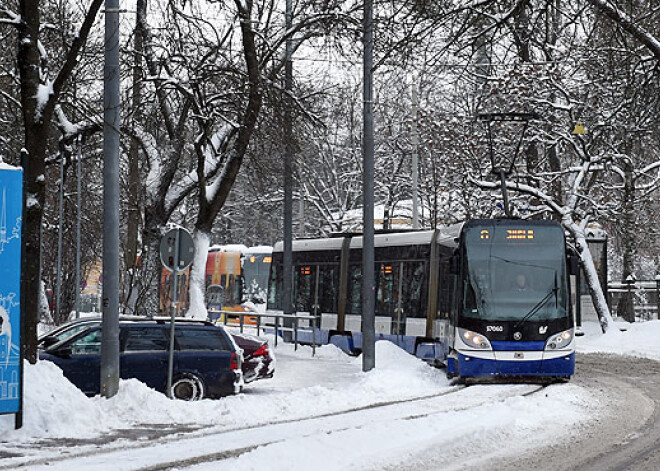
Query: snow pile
0 361 122 439
577 319 660 361
0 161 20 171
354 340 447 396
0 341 450 443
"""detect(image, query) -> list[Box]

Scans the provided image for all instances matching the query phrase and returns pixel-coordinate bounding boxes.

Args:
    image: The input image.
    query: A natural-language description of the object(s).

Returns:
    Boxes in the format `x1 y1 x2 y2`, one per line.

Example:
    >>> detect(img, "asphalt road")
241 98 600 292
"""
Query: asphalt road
494 353 660 471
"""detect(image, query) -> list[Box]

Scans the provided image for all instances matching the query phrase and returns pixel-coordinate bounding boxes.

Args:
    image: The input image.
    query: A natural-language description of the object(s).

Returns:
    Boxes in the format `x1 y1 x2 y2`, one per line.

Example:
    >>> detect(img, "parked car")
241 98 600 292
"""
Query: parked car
231 331 275 383
40 318 242 400
40 316 275 388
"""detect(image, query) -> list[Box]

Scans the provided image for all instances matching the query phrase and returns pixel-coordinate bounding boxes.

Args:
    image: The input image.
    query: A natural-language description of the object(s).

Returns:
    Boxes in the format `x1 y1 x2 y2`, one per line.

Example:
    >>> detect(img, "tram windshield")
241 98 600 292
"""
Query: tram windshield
462 223 568 322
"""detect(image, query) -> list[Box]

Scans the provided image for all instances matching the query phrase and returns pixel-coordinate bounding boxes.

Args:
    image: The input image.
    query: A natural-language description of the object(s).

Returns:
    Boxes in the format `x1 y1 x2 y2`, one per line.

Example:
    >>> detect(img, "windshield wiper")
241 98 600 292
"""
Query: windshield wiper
513 287 558 330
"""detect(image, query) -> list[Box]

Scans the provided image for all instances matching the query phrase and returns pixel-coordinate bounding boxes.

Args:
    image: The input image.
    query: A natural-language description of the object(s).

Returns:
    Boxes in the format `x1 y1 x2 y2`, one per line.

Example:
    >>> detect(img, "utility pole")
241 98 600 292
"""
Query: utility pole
411 77 419 229
282 0 294 339
362 0 375 372
101 0 121 398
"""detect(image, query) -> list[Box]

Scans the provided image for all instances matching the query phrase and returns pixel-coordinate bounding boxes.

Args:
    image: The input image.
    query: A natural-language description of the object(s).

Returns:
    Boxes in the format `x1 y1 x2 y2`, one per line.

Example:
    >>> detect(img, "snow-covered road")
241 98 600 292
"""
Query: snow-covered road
4 321 660 470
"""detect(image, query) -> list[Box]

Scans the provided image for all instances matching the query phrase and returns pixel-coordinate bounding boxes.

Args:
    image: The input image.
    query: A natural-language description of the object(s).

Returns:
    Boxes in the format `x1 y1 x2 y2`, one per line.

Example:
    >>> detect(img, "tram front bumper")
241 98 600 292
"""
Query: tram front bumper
452 350 575 377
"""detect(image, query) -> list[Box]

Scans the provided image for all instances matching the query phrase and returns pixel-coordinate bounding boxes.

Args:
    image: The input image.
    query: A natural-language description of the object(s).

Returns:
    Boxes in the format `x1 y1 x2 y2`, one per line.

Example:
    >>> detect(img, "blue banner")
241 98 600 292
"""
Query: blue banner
0 166 22 415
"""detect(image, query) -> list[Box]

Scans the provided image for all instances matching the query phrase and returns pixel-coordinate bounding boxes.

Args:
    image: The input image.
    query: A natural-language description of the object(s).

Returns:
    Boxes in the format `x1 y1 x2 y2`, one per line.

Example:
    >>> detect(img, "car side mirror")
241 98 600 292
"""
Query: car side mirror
42 335 59 348
49 346 72 358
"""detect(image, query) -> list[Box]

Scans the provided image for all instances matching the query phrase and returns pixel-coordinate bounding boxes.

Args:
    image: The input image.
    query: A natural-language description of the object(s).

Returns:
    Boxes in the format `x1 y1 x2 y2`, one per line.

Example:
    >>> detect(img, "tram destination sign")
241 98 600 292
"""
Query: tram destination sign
0 165 22 418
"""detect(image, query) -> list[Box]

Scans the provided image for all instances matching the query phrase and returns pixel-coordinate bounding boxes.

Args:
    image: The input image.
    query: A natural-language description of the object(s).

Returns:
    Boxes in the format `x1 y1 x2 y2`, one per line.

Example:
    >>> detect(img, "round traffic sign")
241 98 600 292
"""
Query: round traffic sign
160 228 195 272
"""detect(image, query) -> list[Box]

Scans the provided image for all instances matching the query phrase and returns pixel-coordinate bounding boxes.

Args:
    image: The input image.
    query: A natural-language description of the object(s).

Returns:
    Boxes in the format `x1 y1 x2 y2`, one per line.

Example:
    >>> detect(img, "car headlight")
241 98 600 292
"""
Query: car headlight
545 328 574 350
457 328 492 350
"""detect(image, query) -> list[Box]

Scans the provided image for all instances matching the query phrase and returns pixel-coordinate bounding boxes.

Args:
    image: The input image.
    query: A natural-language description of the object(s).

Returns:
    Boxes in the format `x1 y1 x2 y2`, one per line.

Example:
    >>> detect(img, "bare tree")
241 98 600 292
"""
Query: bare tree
2 0 103 361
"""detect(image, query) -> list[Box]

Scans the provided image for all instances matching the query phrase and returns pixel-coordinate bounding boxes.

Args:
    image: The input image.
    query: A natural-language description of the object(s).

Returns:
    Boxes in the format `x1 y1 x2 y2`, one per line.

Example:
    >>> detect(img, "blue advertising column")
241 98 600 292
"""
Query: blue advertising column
0 164 22 427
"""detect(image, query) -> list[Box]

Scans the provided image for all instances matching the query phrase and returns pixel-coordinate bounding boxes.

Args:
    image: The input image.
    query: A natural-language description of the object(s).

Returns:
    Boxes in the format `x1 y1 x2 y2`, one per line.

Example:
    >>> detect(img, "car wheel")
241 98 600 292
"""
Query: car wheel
171 373 205 401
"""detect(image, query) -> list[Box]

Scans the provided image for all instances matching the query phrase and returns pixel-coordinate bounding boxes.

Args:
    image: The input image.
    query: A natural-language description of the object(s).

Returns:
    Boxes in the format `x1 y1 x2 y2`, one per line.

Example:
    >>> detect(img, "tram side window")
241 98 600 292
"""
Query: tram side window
295 265 314 313
438 259 457 320
318 265 339 313
404 261 426 318
346 265 362 315
375 263 397 318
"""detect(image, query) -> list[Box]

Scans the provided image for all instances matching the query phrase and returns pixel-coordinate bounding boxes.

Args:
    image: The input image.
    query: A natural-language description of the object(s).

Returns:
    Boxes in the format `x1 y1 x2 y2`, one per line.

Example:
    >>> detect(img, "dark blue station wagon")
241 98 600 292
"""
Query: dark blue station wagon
40 319 242 400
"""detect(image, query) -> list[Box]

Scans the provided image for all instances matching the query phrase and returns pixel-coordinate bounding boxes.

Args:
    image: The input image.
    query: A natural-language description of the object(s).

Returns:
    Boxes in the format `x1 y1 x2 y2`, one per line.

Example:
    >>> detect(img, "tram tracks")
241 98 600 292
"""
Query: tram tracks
0 385 466 470
1 383 549 471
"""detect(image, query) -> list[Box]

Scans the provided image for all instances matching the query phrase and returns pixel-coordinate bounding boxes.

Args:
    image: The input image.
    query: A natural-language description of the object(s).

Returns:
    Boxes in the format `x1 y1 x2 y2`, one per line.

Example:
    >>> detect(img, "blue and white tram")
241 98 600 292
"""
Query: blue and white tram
446 219 576 381
267 218 576 381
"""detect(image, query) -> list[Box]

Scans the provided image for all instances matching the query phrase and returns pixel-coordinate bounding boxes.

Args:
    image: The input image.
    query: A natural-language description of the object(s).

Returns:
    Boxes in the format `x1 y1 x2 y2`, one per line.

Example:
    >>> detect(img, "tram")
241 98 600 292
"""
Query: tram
267 218 577 381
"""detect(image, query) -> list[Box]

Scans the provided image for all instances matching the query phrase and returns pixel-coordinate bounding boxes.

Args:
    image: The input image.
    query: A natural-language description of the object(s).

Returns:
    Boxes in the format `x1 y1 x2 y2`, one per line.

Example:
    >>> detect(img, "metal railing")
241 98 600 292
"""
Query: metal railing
213 310 321 355
608 280 660 321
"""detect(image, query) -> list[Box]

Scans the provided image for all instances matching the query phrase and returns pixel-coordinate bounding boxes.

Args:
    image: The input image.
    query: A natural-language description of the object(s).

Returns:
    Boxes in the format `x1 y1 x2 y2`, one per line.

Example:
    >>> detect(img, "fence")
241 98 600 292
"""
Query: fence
214 310 321 354
608 280 660 321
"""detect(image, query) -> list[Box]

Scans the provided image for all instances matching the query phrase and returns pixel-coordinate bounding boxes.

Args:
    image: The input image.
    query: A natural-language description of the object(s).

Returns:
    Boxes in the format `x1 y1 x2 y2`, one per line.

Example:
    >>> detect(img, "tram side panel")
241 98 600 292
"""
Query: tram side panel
267 235 457 364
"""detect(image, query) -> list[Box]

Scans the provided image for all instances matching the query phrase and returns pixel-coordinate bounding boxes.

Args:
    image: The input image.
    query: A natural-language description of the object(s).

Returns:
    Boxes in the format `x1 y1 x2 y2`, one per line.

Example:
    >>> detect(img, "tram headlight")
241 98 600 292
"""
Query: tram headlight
545 328 574 350
457 328 492 350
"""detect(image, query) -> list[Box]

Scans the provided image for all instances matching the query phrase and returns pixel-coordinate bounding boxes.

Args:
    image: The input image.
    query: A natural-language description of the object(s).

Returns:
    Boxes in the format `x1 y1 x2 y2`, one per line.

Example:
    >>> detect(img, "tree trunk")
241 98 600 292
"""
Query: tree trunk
17 0 104 362
18 0 48 363
617 159 636 322
187 229 210 319
133 217 163 316
123 0 147 312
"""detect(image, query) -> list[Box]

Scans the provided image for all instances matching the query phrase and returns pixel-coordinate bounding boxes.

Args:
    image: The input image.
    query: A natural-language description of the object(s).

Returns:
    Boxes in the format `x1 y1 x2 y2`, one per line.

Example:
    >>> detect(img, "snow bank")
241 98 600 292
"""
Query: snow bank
0 341 450 443
0 361 122 440
577 319 660 361
353 340 447 395
0 162 21 171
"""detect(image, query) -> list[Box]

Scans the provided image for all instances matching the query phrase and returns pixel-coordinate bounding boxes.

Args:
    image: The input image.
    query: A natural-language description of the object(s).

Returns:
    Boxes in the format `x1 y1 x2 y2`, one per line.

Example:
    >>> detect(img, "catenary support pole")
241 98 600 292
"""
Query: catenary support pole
101 0 121 398
362 0 375 372
282 0 294 339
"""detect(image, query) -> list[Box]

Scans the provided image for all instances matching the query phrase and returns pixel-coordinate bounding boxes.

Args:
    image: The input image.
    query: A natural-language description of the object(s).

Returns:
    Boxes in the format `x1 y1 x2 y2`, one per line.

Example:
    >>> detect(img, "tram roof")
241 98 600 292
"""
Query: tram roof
272 224 462 253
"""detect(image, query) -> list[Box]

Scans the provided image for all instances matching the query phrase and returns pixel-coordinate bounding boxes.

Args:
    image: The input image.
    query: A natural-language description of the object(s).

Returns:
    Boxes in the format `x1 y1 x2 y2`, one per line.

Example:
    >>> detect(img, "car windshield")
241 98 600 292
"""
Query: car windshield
40 322 98 345
462 223 568 322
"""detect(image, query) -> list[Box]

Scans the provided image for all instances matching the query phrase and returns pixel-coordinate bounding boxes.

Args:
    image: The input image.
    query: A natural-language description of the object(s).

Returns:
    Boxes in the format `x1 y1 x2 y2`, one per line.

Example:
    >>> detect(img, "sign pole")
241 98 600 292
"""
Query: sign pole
166 229 181 399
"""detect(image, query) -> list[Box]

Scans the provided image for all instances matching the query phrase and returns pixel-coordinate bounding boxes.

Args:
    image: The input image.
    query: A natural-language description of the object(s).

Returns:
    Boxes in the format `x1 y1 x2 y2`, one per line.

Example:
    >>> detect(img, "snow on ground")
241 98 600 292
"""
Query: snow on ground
577 319 660 361
9 320 660 469
0 339 451 444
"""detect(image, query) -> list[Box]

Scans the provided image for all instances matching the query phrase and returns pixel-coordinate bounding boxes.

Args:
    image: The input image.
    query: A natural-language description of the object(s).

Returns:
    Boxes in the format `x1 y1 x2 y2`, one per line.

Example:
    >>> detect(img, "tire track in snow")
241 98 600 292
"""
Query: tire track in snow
0 385 466 470
6 384 547 471
138 384 549 471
